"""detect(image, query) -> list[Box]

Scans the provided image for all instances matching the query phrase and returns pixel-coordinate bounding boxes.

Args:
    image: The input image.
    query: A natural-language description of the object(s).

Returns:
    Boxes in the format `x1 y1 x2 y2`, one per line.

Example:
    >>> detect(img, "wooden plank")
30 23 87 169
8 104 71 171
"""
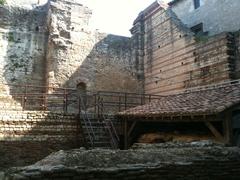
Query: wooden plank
205 121 224 141
120 114 219 122
223 111 233 145
127 121 137 137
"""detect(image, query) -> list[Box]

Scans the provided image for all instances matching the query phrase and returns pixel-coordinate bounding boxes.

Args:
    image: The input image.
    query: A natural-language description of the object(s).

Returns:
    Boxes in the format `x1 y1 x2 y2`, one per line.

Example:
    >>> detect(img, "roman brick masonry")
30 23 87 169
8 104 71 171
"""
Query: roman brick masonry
0 0 141 94
131 2 240 95
0 0 240 179
0 110 80 169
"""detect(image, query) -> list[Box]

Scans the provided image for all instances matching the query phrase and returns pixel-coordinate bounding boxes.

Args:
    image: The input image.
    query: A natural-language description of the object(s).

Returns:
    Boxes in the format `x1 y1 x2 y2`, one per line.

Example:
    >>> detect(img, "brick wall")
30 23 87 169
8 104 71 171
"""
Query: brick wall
0 111 81 169
46 0 141 93
131 5 238 95
234 31 240 79
0 0 141 97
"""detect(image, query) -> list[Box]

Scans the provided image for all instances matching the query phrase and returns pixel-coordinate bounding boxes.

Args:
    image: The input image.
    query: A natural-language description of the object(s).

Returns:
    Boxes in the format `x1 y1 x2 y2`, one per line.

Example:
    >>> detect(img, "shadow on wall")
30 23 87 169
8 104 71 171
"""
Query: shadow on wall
61 34 142 93
0 1 144 169
0 35 141 170
0 2 82 170
0 29 143 171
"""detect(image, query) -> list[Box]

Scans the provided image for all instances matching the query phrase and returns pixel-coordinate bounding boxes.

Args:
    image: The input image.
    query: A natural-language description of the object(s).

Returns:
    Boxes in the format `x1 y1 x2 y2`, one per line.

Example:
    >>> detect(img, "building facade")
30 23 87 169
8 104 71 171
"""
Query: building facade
171 0 240 36
131 0 240 95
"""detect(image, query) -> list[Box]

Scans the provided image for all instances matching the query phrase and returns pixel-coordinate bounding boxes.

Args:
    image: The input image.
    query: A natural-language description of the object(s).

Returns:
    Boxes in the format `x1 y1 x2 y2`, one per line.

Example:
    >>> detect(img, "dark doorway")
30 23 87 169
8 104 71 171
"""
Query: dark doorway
77 82 87 110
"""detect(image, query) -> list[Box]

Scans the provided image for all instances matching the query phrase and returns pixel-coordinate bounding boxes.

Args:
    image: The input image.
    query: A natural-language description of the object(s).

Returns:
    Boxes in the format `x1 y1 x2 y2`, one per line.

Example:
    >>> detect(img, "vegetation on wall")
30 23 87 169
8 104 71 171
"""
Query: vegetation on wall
0 0 6 5
8 32 15 42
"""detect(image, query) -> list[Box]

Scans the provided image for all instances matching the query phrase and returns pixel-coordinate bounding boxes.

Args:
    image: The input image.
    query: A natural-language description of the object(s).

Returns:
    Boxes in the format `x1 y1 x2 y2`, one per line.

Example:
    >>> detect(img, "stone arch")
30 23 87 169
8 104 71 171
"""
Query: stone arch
77 82 87 94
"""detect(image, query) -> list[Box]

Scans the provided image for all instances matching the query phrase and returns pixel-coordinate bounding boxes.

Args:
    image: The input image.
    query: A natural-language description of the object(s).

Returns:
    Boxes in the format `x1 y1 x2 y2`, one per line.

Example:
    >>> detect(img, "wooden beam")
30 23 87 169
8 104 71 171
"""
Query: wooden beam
121 114 219 122
223 111 233 145
124 119 128 150
127 121 137 137
205 121 224 141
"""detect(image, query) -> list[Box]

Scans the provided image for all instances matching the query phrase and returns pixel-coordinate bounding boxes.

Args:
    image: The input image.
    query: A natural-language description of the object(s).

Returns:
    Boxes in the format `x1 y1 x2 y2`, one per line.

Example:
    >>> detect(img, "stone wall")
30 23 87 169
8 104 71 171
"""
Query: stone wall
5 161 240 180
0 2 49 93
171 0 240 36
45 0 140 93
131 3 239 95
3 143 240 179
0 110 81 169
234 31 240 79
0 0 140 96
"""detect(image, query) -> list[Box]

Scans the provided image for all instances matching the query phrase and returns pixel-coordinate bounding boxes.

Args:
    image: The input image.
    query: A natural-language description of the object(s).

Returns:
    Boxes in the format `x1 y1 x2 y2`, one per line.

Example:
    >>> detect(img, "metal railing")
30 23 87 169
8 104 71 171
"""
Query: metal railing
79 95 96 148
99 98 120 149
1 83 164 149
1 83 163 114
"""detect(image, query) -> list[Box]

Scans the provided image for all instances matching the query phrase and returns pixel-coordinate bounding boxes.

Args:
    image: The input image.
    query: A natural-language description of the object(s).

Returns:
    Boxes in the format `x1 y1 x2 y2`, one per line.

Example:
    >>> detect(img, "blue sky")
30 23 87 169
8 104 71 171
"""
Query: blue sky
81 0 171 37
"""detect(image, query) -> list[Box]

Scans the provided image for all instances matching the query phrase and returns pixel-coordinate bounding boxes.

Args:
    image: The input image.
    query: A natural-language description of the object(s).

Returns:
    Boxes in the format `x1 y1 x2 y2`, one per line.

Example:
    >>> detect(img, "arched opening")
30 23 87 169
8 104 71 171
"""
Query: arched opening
77 82 87 110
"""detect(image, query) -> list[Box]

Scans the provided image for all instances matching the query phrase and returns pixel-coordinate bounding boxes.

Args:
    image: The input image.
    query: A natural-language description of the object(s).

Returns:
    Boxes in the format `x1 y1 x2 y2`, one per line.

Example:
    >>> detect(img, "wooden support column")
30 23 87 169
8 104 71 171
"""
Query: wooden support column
124 119 128 150
128 121 137 137
223 111 233 145
205 121 224 142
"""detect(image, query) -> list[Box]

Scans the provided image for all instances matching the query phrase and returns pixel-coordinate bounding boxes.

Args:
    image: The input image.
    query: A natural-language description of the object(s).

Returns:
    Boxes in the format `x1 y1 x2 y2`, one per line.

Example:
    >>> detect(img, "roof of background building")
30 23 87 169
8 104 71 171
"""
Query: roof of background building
118 80 240 118
133 0 183 25
168 0 183 5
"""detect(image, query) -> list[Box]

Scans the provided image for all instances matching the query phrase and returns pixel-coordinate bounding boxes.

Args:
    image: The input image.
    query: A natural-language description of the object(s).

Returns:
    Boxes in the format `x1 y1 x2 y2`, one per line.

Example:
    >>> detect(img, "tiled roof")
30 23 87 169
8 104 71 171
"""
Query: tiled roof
118 81 240 118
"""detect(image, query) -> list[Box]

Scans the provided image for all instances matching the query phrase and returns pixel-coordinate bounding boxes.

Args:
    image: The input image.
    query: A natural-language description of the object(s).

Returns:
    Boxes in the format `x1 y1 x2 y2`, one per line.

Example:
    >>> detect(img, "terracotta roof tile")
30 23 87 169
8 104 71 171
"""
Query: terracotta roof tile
118 81 240 118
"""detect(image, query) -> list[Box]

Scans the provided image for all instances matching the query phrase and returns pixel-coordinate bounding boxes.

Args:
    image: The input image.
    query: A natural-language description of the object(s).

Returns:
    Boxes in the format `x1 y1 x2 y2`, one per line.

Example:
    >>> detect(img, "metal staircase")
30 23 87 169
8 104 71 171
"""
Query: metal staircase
79 96 119 149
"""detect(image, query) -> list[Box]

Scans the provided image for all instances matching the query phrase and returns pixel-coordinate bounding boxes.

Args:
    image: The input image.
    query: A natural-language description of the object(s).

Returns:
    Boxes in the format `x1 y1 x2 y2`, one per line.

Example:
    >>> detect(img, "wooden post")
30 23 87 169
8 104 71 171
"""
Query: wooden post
94 94 97 117
118 96 121 112
223 111 233 145
205 121 224 142
128 121 137 137
124 93 127 110
124 119 128 150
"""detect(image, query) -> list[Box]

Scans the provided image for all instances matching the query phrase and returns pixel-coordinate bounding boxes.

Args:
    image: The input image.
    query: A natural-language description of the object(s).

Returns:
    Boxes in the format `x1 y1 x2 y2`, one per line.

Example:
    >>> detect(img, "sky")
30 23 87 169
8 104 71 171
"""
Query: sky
80 0 171 37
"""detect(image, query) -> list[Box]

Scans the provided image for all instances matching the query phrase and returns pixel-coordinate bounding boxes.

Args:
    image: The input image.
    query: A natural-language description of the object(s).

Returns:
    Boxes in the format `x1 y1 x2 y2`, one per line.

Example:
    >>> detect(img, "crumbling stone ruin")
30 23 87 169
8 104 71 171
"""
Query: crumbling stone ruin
0 0 141 94
2 142 240 179
0 0 240 179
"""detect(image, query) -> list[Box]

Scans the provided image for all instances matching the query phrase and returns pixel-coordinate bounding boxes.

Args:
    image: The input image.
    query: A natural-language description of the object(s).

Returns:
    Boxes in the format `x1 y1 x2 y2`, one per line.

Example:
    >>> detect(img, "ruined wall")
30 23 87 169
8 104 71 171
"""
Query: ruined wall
234 31 240 79
131 3 237 95
3 144 240 179
171 0 240 36
0 0 140 97
0 1 49 94
46 0 140 93
0 110 81 169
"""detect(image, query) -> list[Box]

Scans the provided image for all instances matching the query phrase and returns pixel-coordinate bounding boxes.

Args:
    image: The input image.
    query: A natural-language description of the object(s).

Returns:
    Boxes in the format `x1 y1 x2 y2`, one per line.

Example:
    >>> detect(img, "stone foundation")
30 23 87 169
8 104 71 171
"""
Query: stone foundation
0 110 82 169
3 142 240 179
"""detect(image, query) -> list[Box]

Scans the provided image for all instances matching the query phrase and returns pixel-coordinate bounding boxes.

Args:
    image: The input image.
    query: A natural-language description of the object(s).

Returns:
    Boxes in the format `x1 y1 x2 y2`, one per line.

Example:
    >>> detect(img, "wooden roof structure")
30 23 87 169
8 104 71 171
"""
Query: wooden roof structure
118 80 240 120
119 80 240 149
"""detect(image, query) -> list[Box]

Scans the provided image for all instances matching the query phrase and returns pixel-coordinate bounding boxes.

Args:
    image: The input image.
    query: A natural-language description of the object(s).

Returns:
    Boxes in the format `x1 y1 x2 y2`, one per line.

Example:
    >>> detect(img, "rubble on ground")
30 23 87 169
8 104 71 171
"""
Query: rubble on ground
2 141 240 180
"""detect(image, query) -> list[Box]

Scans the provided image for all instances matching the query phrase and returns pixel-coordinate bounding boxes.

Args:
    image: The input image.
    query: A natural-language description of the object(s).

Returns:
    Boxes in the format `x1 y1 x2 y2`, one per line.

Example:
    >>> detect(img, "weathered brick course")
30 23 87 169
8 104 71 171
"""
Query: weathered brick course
0 111 82 169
